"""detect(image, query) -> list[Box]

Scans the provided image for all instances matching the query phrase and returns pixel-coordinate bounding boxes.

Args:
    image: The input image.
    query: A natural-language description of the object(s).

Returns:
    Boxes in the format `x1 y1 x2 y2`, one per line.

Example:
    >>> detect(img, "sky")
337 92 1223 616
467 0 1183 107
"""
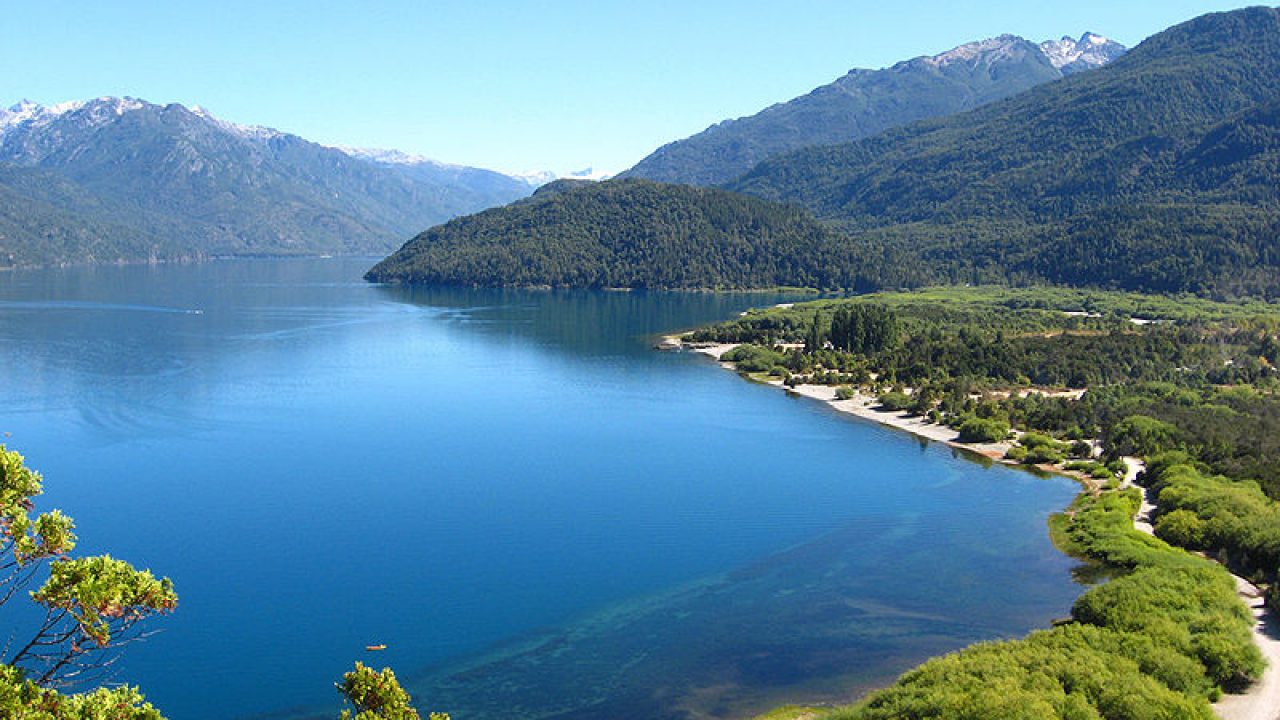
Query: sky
0 1 1265 175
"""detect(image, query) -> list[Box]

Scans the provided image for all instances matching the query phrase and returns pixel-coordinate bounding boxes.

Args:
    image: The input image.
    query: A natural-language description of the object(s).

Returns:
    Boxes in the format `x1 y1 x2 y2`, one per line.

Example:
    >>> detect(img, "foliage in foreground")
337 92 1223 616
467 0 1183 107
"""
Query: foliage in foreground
3 447 449 719
337 663 449 720
0 663 162 719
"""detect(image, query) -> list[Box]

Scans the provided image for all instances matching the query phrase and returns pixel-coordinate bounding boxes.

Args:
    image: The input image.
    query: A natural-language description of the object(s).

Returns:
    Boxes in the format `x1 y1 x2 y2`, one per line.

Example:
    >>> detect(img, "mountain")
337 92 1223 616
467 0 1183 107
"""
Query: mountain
621 33 1125 186
334 145 535 204
365 179 851 289
507 167 614 188
728 6 1280 297
0 98 533 267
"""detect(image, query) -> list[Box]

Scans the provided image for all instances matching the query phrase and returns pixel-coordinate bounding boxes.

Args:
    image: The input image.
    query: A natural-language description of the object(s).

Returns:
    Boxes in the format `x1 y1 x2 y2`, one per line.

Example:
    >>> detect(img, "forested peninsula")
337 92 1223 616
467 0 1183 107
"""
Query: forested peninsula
680 286 1280 720
365 179 847 289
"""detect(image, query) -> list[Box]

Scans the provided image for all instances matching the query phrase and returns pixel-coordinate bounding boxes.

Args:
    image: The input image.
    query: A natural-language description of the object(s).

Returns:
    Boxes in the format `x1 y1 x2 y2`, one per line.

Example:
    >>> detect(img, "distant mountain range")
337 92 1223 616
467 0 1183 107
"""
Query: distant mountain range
377 7 1280 298
622 33 1126 186
0 98 538 267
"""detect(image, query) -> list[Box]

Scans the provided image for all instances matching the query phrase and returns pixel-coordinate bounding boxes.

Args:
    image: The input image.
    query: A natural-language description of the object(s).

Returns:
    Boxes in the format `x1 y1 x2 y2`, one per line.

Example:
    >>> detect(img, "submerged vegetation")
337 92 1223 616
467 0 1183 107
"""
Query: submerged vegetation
698 286 1280 719
825 489 1258 719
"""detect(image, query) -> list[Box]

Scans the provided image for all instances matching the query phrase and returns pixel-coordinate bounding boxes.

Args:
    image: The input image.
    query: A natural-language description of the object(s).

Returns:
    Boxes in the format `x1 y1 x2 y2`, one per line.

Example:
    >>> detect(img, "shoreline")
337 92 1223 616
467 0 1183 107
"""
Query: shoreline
679 340 1031 471
675 338 1279 720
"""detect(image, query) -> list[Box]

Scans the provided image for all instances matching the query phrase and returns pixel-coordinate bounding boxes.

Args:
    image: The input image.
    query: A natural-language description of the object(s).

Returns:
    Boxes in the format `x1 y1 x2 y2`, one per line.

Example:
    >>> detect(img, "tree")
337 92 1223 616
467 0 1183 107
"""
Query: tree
1108 415 1182 457
338 662 449 720
1 445 176 715
803 312 824 354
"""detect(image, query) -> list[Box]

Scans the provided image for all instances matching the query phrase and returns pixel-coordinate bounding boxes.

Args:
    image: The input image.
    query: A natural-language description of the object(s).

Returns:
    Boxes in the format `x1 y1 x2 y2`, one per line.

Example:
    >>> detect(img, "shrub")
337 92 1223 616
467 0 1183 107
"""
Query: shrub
958 417 1010 444
1109 415 1182 457
1155 510 1206 549
877 391 912 412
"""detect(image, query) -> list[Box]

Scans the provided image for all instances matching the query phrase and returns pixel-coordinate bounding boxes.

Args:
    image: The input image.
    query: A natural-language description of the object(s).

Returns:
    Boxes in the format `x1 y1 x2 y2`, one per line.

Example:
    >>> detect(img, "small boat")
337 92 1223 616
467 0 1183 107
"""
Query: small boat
365 644 387 652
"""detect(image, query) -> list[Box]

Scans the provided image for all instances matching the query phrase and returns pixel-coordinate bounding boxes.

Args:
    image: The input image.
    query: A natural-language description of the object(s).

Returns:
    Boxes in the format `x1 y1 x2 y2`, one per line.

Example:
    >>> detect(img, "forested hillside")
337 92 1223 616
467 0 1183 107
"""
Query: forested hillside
365 179 850 289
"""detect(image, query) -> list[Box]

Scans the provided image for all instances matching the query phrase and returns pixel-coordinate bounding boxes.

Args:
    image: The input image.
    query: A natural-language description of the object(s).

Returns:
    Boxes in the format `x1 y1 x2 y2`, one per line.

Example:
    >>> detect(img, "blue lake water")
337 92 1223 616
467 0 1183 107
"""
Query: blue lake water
0 258 1083 719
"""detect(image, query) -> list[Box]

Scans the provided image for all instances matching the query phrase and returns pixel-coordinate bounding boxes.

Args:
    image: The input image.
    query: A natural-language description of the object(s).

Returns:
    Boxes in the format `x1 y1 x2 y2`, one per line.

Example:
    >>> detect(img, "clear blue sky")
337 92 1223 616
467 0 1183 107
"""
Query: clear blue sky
1 1 1264 174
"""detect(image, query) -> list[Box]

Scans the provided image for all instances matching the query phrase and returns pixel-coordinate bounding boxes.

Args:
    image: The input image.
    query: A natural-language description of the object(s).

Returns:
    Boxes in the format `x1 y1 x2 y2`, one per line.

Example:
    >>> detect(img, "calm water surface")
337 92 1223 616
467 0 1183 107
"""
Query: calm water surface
0 258 1083 719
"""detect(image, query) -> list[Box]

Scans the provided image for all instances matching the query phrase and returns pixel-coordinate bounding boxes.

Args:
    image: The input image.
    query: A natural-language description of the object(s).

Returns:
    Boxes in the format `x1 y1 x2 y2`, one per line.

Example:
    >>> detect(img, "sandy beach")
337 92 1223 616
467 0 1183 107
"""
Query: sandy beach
684 341 1012 460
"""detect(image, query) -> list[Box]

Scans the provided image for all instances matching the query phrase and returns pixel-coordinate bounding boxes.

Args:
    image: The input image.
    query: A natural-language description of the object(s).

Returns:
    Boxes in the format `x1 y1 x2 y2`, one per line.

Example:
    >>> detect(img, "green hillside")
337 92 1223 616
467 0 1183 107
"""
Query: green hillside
365 179 850 289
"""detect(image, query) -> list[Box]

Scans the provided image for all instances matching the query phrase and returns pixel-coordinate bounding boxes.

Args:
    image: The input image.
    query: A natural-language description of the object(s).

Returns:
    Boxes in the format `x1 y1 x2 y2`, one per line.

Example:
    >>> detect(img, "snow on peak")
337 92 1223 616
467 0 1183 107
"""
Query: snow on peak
335 146 457 168
0 98 90 134
921 35 1027 68
510 167 611 188
1039 33 1122 70
188 104 281 141
0 96 153 136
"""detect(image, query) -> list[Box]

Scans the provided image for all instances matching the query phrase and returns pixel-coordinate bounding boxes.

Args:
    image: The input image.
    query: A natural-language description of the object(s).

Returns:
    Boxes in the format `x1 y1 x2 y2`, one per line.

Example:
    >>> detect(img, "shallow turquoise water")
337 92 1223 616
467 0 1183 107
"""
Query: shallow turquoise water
0 258 1083 719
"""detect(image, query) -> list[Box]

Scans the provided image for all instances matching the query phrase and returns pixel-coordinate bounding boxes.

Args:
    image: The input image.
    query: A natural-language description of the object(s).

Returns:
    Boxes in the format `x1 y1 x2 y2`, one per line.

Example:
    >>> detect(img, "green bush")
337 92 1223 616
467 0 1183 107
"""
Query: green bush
1109 415 1182 457
1155 509 1206 549
723 344 787 374
957 417 1010 444
877 391 912 412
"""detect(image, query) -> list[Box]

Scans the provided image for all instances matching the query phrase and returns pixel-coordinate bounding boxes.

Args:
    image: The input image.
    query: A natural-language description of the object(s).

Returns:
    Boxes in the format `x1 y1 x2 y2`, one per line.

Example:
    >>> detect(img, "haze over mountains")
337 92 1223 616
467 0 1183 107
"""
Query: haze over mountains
0 98 538 267
623 33 1126 186
371 7 1280 299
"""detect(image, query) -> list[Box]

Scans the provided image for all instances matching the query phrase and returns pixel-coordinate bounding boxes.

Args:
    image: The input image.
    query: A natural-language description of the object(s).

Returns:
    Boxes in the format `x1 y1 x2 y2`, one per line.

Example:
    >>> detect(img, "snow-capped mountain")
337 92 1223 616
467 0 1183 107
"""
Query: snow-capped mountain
0 97 534 267
1040 32 1127 74
509 167 612 188
921 34 1041 68
625 32 1127 185
336 146 455 168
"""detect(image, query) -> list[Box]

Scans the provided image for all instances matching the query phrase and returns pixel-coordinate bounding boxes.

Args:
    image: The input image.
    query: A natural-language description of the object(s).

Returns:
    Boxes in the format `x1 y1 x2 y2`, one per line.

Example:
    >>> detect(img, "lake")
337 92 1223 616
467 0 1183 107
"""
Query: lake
0 257 1083 719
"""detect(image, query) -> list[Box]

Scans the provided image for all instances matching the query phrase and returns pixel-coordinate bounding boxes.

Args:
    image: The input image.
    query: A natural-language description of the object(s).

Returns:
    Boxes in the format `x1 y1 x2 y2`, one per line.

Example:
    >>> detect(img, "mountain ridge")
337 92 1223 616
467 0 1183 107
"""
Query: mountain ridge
727 5 1280 296
621 32 1125 186
0 97 536 267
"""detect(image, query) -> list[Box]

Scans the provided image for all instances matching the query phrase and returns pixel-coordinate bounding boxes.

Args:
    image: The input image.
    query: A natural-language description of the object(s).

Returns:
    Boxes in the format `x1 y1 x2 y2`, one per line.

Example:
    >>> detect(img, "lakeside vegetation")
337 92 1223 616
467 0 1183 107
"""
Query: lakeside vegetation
693 286 1280 718
694 287 1280 499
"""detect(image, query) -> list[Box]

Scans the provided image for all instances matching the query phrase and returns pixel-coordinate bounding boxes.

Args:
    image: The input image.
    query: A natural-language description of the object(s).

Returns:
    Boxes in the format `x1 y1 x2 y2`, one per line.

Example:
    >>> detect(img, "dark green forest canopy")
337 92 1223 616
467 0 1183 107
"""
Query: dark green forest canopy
365 179 854 289
728 7 1280 298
